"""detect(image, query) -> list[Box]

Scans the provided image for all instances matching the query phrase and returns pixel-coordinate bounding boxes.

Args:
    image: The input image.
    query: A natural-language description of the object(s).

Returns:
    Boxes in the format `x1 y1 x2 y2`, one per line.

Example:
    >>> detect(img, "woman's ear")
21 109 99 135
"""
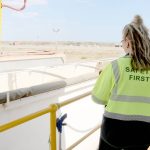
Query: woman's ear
127 41 129 48
126 38 131 49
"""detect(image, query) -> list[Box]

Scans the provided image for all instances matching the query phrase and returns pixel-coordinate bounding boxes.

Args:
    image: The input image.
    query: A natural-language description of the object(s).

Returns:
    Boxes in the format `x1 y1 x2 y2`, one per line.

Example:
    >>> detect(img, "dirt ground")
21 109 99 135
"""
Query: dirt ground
0 41 125 62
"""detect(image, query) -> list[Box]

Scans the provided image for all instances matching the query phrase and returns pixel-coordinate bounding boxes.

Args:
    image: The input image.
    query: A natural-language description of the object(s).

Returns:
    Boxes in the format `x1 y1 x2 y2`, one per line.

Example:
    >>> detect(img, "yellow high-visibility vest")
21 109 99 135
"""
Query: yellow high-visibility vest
92 55 150 122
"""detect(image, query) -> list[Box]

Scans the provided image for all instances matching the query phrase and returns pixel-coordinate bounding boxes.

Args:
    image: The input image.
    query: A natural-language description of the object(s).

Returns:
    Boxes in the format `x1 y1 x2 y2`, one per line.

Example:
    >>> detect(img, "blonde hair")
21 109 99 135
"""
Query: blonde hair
123 15 150 70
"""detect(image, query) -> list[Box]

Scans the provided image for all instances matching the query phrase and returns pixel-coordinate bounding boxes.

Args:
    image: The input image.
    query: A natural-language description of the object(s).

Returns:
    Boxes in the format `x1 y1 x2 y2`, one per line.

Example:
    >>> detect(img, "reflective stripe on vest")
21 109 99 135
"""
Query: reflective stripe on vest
92 95 106 105
104 111 150 122
110 60 150 104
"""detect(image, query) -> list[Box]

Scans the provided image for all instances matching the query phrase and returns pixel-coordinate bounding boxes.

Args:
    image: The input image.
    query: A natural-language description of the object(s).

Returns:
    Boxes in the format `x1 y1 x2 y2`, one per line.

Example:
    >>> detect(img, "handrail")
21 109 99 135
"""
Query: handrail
0 104 58 150
66 124 100 150
0 90 100 150
0 107 51 132
58 91 91 108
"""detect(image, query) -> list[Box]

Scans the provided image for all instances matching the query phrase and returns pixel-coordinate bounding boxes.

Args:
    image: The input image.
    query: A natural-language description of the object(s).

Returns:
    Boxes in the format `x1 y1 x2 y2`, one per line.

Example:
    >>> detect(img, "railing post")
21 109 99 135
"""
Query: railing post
50 104 58 150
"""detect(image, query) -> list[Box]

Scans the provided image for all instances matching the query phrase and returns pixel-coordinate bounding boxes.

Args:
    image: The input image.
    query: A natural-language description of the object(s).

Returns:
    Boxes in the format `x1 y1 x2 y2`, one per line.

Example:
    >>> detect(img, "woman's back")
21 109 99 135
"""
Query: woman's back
104 56 150 123
92 15 150 150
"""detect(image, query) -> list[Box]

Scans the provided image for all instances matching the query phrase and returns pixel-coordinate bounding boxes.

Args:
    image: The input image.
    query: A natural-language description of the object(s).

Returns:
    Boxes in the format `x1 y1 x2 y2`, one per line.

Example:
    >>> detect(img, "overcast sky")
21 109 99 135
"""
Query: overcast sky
2 0 150 42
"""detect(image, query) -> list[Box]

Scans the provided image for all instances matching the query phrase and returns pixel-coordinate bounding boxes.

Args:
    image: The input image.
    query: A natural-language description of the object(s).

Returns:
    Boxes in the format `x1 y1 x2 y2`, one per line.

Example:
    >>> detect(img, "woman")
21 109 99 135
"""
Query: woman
92 15 150 150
